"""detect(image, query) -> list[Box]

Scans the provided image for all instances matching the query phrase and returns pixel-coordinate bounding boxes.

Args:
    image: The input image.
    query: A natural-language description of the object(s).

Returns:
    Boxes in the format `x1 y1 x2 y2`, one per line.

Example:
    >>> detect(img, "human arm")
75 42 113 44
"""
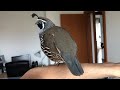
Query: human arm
20 63 120 79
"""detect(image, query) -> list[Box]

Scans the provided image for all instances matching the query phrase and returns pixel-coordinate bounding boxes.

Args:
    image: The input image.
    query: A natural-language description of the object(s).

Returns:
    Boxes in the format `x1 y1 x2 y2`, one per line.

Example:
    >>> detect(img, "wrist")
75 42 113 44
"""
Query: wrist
110 64 120 77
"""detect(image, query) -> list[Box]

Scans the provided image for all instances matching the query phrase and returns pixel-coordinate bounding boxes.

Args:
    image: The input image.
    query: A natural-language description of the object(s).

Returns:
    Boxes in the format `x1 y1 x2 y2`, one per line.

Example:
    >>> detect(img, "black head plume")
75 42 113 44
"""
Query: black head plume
31 13 39 19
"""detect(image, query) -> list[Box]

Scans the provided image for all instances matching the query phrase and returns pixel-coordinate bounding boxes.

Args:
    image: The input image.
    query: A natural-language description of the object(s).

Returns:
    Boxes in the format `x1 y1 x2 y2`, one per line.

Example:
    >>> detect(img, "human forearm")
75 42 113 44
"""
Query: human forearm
21 63 120 79
79 63 119 79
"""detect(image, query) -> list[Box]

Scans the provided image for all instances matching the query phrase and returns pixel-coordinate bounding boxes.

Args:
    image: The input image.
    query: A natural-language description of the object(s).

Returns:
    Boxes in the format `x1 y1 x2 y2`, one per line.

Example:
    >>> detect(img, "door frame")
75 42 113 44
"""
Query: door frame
85 11 107 63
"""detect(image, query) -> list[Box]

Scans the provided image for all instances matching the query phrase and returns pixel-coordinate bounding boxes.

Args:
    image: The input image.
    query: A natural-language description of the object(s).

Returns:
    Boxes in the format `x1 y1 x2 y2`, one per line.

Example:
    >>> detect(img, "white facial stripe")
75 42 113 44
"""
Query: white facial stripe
39 19 46 23
42 22 45 30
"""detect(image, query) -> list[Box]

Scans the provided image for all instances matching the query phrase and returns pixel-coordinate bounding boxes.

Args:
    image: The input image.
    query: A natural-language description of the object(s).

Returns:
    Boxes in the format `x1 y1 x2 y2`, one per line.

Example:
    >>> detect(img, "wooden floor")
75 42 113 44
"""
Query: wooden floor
0 72 7 79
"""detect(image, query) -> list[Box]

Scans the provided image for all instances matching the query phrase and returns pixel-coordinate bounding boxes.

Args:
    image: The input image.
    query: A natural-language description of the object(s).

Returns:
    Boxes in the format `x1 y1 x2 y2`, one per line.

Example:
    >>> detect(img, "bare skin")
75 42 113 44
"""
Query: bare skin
21 63 120 79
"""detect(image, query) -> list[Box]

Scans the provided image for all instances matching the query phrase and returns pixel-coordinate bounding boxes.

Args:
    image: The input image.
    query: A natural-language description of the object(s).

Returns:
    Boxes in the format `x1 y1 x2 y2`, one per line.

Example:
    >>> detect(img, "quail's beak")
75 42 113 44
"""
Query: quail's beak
35 20 40 25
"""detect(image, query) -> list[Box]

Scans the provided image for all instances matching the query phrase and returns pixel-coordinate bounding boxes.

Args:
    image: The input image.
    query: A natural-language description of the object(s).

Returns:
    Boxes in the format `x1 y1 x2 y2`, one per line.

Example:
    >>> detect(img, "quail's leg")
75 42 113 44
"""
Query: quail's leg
56 60 63 66
57 62 60 66
54 61 57 65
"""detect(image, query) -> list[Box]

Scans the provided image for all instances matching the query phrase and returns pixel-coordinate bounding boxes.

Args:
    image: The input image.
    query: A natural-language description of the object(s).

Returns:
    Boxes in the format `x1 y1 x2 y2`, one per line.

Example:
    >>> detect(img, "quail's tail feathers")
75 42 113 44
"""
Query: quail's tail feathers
62 53 84 76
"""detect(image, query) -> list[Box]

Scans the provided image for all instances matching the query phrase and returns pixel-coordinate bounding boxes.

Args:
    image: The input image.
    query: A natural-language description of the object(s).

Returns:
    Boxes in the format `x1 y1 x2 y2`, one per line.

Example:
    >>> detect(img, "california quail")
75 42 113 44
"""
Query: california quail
32 13 84 76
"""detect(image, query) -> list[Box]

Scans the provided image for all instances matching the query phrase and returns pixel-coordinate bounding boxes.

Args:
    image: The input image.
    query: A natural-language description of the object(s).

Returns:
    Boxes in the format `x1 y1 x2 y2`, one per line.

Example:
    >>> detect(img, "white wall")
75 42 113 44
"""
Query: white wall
106 11 120 62
46 11 84 26
0 11 50 65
